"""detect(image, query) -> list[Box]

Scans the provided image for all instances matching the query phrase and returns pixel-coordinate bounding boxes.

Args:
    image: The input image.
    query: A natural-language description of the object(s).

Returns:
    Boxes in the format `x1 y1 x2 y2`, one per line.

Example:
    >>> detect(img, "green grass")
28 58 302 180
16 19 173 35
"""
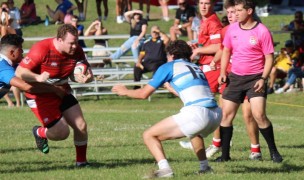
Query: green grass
1 1 303 179
1 93 304 179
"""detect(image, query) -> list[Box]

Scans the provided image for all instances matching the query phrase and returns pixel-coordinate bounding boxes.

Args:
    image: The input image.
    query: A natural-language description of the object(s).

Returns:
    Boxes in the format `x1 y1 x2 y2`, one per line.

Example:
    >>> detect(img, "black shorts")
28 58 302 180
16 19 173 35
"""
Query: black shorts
222 73 267 104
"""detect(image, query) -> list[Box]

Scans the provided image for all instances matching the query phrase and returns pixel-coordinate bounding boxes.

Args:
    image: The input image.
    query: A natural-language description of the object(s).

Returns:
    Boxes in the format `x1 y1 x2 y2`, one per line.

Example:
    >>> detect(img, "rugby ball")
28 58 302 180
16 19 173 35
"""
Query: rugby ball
74 62 88 75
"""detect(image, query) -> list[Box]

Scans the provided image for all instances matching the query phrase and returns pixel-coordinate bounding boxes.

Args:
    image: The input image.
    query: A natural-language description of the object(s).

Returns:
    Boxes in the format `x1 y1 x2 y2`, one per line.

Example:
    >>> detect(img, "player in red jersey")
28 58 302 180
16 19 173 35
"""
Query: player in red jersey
190 0 222 94
16 24 93 167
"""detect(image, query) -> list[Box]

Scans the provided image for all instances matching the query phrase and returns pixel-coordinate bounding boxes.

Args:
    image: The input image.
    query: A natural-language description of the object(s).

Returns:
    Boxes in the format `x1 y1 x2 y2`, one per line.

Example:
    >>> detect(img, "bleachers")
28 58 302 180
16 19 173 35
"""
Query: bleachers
20 35 169 101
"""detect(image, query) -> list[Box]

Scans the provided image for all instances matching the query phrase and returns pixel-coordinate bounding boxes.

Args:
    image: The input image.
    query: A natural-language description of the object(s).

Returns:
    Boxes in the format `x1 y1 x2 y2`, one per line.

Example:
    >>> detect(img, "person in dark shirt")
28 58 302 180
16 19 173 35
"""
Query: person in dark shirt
134 25 169 84
110 10 148 63
169 0 195 41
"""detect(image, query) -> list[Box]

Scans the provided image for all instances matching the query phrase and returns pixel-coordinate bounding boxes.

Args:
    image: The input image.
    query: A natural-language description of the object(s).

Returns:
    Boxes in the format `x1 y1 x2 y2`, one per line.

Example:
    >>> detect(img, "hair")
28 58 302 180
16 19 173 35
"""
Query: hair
57 24 78 40
234 0 256 13
0 34 24 51
131 11 143 29
295 11 303 17
224 0 235 9
166 40 192 61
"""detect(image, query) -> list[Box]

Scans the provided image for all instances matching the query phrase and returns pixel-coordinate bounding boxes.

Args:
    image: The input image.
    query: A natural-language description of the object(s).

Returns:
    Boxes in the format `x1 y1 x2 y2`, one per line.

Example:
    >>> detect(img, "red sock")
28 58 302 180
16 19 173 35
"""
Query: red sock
251 144 261 153
212 138 221 147
75 144 87 163
37 127 47 139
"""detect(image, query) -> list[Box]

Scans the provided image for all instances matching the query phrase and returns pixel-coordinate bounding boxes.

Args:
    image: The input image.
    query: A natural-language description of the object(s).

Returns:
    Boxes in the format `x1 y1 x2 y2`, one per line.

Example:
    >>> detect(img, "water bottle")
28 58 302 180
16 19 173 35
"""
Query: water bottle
45 15 49 26
280 22 285 30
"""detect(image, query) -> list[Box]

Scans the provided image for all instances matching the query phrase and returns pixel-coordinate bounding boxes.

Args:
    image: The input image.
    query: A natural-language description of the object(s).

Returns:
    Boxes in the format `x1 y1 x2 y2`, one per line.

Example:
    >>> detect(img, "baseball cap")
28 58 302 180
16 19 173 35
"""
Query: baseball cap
285 40 294 47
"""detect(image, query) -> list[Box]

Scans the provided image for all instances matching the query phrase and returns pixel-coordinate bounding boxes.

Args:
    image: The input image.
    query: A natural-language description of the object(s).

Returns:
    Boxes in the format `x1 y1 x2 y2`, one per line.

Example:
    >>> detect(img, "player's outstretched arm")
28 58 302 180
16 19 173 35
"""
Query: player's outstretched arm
15 66 49 83
112 84 155 99
10 77 67 98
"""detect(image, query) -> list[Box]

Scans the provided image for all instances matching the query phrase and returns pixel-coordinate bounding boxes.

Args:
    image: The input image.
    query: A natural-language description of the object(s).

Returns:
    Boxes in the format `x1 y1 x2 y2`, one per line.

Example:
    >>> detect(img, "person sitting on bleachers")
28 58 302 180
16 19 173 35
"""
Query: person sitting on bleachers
46 0 77 24
110 10 148 63
84 19 111 68
20 0 40 26
169 0 195 41
275 60 304 94
282 11 304 52
268 40 300 94
134 25 169 86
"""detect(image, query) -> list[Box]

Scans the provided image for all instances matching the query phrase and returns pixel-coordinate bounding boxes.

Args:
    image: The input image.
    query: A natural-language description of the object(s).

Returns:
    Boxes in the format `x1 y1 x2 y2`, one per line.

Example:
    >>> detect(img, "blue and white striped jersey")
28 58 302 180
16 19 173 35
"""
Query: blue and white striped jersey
148 59 217 108
0 56 15 99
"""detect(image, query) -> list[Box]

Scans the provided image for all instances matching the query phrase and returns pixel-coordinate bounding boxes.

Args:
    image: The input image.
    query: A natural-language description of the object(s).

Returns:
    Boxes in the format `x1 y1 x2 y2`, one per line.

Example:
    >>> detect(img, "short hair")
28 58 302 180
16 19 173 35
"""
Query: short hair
166 40 192 61
234 0 256 13
0 34 24 47
56 24 78 40
224 0 235 9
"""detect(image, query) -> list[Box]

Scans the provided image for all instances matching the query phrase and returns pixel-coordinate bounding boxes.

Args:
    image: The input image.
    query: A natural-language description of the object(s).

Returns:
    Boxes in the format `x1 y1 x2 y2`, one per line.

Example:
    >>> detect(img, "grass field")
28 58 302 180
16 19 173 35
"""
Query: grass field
1 93 304 179
1 1 304 179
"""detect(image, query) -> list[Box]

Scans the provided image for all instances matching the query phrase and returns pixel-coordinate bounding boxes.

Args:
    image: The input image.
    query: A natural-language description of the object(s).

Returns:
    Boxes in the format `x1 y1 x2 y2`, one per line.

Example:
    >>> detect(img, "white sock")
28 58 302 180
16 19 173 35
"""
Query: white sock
199 160 209 171
251 144 260 148
158 159 170 170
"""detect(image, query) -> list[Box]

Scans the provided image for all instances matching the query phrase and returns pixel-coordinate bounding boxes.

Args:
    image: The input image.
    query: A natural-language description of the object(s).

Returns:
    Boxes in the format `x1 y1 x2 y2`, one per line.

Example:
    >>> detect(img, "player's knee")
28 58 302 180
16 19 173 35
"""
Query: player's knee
57 128 70 140
142 130 152 142
76 120 87 133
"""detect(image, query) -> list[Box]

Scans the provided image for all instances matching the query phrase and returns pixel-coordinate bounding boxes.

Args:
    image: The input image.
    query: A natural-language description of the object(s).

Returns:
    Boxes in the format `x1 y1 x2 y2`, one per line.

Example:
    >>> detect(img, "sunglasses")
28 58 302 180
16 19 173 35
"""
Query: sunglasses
178 2 186 6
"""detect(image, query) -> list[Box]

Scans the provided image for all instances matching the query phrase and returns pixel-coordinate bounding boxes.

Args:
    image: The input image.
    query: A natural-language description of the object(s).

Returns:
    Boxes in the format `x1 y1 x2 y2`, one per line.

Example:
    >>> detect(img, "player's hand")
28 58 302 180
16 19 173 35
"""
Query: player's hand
218 74 227 85
210 61 216 70
190 49 199 60
136 62 144 70
254 79 265 93
75 73 92 83
37 71 50 82
112 84 128 96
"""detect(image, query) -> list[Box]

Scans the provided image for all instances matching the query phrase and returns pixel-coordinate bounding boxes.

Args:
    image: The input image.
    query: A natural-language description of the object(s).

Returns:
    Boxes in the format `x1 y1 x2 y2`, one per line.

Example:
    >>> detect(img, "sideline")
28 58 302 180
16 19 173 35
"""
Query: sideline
268 101 304 108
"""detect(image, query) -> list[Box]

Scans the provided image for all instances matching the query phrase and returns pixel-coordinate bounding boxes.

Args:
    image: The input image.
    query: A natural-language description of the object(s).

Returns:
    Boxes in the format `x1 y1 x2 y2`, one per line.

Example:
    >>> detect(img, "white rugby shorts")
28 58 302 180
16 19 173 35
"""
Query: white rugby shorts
173 106 222 138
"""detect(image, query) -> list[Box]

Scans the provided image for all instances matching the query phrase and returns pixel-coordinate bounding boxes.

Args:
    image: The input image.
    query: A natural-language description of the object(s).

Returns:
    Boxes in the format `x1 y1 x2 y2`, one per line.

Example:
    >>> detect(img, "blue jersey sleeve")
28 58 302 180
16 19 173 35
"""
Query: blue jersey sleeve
148 62 173 89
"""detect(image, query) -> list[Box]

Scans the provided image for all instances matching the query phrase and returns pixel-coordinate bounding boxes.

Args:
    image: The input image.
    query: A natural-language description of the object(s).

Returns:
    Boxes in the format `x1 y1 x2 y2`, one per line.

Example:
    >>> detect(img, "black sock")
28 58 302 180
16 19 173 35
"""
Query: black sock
259 124 278 154
220 126 233 160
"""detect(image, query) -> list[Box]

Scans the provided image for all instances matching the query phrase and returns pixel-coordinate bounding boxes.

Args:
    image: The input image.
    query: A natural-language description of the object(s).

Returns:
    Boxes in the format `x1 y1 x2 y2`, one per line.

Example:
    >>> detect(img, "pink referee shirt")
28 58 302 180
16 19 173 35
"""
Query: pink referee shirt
223 22 274 75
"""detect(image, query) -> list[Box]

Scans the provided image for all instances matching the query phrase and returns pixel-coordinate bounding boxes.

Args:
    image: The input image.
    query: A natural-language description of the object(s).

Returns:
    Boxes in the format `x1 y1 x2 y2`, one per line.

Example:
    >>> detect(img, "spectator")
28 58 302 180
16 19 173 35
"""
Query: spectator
191 8 201 41
169 0 195 41
116 0 132 24
282 11 304 49
158 0 169 22
0 2 16 36
134 25 169 84
7 0 22 37
64 14 86 48
275 64 304 94
46 0 77 24
74 0 86 21
84 19 111 67
112 40 222 178
3 87 21 107
110 10 148 63
20 0 39 26
139 0 150 20
268 40 300 94
282 11 304 31
96 0 108 21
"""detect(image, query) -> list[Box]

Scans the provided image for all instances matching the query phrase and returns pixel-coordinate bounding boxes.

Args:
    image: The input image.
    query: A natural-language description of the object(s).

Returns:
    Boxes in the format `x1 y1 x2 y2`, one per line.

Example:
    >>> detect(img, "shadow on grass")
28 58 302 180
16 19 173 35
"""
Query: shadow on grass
0 146 66 154
230 161 304 174
0 158 156 174
280 144 304 149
